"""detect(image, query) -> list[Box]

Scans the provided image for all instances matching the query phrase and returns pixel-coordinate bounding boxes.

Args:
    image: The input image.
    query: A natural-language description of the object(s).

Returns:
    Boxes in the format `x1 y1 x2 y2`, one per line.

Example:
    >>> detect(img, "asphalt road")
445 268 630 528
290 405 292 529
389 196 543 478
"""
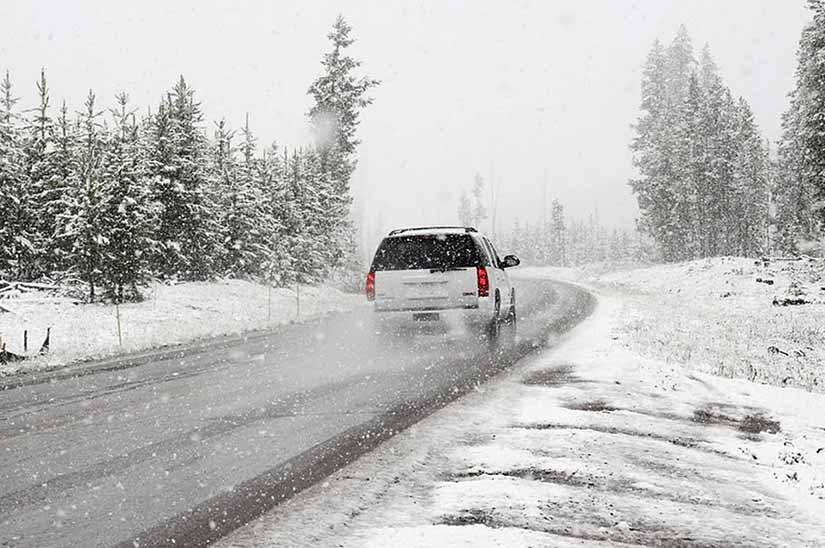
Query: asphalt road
0 278 593 548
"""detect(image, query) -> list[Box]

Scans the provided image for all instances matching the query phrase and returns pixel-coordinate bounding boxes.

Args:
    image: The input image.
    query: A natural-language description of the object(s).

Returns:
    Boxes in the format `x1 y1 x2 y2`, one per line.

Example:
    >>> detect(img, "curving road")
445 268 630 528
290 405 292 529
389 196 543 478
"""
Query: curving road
0 278 592 548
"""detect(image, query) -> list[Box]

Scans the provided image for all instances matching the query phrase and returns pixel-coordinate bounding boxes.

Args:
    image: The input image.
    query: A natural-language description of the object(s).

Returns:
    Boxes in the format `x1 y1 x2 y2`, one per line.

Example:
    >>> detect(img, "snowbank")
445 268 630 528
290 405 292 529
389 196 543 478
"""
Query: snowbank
0 279 363 377
591 257 825 392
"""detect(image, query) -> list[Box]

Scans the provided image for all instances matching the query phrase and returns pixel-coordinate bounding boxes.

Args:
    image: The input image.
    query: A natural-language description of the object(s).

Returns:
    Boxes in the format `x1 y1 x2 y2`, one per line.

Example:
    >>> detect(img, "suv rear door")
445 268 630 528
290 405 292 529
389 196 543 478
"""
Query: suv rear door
370 233 486 312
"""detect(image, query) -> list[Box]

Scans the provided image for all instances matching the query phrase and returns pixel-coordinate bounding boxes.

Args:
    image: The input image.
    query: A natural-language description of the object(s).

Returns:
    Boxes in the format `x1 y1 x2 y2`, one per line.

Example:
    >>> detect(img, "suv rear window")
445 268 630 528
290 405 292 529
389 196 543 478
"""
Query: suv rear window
371 234 485 271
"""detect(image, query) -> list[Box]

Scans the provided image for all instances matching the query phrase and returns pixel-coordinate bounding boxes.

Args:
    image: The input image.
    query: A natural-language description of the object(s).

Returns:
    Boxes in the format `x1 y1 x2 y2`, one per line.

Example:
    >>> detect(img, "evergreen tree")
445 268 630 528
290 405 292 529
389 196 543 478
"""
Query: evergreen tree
208 118 234 272
731 99 769 257
457 189 473 226
662 27 697 259
775 91 814 253
471 174 486 228
147 77 219 279
797 0 825 228
278 148 328 287
144 96 177 275
308 15 379 161
0 71 36 279
23 68 56 277
666 26 696 102
631 29 771 260
673 73 705 259
48 101 78 274
698 49 736 256
630 39 674 258
217 116 272 277
551 199 566 265
776 0 825 252
58 91 107 300
1 14 380 290
258 143 288 286
307 16 378 276
98 93 158 302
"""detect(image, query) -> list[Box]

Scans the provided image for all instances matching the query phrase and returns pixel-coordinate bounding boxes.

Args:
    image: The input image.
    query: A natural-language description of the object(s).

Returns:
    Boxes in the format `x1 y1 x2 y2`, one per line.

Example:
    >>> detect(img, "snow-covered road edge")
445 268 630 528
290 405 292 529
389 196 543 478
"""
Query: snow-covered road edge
216 280 825 548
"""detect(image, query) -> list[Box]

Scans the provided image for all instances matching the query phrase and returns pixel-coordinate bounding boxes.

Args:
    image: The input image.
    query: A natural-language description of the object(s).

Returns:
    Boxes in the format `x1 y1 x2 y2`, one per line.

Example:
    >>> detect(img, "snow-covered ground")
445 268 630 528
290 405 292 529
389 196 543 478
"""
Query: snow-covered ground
0 280 362 377
523 257 825 391
216 266 825 547
596 257 825 392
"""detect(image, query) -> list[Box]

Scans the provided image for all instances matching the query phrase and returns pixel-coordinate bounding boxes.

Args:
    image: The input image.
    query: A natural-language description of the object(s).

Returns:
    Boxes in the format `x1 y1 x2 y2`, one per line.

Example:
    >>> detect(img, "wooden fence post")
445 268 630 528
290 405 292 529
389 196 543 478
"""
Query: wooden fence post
116 303 123 348
295 283 301 321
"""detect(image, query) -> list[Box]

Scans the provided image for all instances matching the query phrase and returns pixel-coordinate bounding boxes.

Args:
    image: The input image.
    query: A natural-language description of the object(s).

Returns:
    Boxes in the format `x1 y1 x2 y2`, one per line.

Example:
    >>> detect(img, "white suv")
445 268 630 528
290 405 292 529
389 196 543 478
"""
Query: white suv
365 226 520 342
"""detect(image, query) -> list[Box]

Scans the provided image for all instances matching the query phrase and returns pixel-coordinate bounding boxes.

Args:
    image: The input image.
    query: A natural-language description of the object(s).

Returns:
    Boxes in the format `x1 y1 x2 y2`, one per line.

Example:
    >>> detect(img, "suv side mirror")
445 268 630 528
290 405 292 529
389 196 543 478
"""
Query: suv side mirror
502 254 520 268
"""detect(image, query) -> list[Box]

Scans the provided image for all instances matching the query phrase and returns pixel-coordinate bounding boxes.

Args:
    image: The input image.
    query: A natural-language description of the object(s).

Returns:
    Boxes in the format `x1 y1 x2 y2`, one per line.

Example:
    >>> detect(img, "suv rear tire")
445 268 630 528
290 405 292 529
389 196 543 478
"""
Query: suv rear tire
485 292 502 348
503 290 517 344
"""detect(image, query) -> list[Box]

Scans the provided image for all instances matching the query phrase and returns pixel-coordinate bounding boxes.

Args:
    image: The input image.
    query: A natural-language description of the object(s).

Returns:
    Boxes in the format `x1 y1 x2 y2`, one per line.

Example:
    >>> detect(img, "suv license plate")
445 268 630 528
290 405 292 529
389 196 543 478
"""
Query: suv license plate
413 312 440 322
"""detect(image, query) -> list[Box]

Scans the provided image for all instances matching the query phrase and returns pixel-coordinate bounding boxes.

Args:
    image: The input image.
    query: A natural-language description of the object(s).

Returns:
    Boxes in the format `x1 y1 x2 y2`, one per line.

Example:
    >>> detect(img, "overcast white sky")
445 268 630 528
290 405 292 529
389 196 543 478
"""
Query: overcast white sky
0 0 813 240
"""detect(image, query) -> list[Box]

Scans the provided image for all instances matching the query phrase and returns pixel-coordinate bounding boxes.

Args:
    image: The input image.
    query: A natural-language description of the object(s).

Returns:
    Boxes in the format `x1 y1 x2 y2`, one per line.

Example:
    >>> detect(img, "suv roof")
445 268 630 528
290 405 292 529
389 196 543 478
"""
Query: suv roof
387 226 478 237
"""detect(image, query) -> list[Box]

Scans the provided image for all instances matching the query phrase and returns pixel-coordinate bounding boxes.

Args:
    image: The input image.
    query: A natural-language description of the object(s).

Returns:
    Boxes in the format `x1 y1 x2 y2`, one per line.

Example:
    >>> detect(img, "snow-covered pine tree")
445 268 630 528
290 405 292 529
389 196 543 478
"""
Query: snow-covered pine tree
661 28 697 260
277 148 326 287
307 16 378 277
630 40 674 259
632 30 771 261
730 98 769 257
798 0 825 230
0 71 37 280
169 77 220 279
146 77 219 280
302 146 337 279
237 115 268 275
268 147 301 287
98 93 159 302
57 91 107 301
217 115 271 277
551 199 566 266
311 144 354 279
258 142 288 287
144 95 178 276
775 91 814 254
457 189 473 226
308 16 379 164
207 117 233 273
533 223 544 264
536 216 550 266
665 26 696 109
671 73 705 260
697 47 733 257
23 68 57 278
47 101 78 275
776 0 825 253
471 174 486 229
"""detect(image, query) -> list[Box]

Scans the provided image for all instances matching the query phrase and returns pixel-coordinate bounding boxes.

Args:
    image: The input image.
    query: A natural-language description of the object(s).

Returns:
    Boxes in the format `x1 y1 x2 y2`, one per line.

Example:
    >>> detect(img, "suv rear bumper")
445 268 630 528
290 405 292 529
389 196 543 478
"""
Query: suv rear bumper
371 300 494 330
374 303 478 313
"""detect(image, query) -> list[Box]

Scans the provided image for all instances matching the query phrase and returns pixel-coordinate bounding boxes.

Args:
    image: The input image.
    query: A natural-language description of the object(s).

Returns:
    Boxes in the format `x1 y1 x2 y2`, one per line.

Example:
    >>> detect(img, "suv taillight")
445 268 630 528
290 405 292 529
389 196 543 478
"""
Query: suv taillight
366 271 376 301
477 266 489 297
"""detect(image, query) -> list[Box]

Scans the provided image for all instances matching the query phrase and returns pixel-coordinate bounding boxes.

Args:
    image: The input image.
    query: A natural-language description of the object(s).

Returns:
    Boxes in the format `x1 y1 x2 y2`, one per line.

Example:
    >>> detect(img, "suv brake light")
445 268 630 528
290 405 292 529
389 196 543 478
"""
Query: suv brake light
477 266 489 297
366 271 376 301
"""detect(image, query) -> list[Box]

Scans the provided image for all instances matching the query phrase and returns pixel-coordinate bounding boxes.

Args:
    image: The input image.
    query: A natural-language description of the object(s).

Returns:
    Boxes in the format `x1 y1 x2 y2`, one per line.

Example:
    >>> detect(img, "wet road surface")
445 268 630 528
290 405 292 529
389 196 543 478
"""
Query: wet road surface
0 278 592 548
